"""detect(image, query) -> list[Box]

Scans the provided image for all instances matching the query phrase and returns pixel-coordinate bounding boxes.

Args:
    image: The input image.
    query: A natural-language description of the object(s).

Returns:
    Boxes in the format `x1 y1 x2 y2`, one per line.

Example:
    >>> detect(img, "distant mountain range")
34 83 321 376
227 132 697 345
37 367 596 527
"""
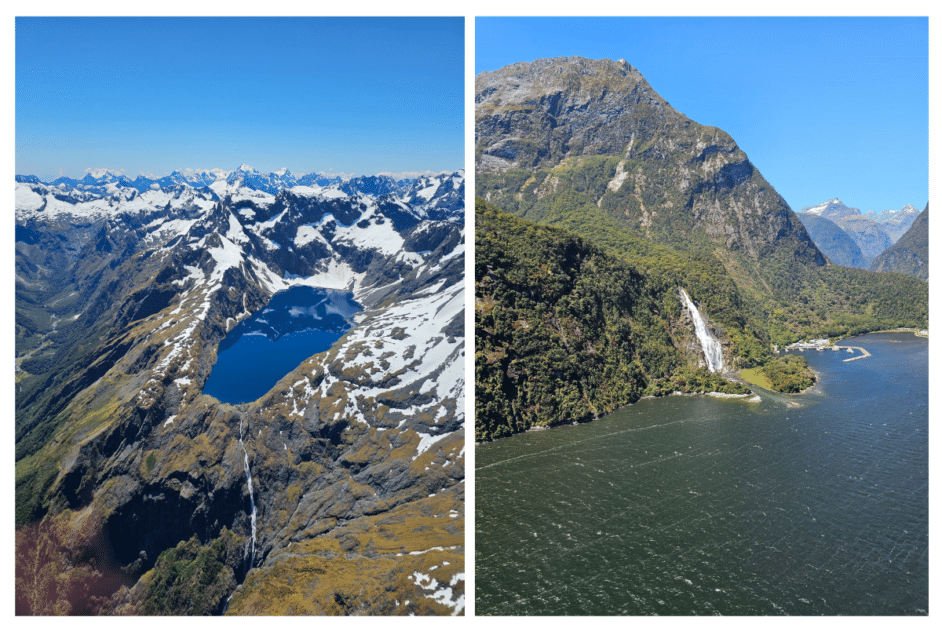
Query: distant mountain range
796 199 921 269
15 166 465 224
15 165 461 199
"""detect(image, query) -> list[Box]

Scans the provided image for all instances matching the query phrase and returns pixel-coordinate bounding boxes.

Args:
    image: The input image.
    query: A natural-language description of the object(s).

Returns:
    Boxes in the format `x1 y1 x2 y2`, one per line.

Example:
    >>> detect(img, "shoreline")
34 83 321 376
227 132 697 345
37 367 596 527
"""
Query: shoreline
487 384 761 441
482 330 925 444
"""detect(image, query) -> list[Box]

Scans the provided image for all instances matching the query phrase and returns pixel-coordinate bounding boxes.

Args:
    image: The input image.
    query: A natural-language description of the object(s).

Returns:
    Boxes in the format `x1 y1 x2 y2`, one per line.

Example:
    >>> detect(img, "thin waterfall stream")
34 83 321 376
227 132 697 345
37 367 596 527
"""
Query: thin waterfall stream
238 416 257 570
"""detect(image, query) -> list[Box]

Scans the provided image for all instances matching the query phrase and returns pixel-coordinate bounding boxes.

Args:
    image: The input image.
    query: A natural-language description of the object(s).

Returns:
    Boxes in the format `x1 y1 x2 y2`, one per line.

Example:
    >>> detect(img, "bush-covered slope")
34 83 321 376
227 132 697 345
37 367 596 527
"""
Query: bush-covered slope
475 200 749 441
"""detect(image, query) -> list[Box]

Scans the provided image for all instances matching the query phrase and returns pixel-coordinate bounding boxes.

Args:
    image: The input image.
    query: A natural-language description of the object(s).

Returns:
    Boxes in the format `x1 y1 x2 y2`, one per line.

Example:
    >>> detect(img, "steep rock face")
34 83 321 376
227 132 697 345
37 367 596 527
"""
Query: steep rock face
794 212 867 268
833 214 892 265
475 57 824 267
870 204 928 280
15 175 465 615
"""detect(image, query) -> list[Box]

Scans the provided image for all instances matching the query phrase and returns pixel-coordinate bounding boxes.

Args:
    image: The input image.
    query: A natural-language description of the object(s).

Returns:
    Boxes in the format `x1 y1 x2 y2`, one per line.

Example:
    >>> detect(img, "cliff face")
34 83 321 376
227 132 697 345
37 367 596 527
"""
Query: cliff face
475 57 824 267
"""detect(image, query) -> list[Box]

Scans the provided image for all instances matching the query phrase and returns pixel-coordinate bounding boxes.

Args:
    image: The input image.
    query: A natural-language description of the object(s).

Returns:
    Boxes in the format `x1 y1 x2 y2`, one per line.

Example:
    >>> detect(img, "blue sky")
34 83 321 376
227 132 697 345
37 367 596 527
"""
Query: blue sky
16 17 464 180
476 17 928 214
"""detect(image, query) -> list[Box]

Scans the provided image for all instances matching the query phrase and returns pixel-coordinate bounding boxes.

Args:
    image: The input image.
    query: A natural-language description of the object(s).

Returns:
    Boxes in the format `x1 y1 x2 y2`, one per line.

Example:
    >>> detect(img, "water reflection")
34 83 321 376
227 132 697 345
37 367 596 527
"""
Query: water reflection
203 286 361 404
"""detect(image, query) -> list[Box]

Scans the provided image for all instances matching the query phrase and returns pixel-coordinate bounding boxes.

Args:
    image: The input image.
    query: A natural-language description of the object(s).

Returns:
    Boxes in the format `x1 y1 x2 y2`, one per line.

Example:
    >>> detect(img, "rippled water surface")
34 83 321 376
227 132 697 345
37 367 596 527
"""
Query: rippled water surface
475 332 928 615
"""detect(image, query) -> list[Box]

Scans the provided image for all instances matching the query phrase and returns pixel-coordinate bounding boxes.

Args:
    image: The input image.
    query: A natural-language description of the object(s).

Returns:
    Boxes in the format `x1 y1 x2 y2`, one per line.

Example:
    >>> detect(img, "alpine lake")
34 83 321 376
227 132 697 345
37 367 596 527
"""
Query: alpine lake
202 286 361 404
475 332 928 615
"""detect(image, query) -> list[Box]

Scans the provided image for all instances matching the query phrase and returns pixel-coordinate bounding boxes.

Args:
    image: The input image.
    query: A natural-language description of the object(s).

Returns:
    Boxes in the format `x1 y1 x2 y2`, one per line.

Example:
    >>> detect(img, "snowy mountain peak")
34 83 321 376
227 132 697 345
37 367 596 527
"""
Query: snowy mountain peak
803 198 859 220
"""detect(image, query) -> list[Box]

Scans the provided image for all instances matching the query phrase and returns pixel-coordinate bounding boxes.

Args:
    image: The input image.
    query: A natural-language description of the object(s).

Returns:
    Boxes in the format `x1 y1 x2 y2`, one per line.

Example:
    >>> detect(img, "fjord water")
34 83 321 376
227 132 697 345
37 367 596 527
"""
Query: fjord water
476 332 928 615
203 286 361 404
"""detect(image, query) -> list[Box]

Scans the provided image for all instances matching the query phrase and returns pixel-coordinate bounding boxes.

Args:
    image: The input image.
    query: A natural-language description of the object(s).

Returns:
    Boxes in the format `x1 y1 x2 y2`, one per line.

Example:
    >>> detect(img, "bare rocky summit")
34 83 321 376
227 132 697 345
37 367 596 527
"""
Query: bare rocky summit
475 56 824 266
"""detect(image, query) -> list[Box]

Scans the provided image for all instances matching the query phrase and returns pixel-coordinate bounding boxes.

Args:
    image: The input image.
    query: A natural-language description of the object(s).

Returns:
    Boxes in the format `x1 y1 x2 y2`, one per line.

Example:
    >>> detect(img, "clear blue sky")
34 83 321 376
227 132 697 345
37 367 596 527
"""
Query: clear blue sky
476 17 928 214
16 17 464 180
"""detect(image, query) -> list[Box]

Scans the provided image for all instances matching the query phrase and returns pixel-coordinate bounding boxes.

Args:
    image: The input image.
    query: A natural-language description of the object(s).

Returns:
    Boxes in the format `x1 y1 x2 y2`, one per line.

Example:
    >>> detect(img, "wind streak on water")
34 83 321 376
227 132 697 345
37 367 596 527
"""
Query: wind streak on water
476 333 927 615
476 416 696 474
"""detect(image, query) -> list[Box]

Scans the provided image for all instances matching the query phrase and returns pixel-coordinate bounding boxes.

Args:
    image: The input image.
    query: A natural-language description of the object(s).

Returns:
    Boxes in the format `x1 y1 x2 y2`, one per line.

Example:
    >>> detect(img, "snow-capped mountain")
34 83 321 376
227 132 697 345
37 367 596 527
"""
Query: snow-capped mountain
337 174 403 197
17 166 405 199
397 169 465 221
864 204 921 242
15 169 465 614
800 198 861 221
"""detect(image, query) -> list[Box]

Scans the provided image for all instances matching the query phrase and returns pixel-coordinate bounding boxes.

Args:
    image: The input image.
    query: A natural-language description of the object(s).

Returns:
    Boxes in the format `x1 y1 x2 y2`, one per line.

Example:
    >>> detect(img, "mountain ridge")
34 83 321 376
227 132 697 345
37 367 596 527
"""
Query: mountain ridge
15 168 466 614
869 204 929 280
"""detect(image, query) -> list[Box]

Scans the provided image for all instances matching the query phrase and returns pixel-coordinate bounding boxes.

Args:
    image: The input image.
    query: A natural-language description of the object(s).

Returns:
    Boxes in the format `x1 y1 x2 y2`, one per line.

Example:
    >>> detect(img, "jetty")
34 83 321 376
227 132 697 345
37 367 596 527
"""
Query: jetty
836 345 871 362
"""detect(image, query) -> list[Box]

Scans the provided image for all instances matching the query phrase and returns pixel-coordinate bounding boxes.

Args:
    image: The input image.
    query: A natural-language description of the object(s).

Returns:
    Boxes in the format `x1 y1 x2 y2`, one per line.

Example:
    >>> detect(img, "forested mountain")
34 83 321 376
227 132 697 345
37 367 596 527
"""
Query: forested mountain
475 57 928 354
15 172 465 615
870 204 929 280
475 200 749 441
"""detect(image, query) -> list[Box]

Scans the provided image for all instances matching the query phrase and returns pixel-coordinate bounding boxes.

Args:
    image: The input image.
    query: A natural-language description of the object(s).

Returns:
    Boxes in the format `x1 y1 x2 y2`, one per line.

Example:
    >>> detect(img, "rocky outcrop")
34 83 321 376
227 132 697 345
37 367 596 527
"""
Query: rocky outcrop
475 57 825 267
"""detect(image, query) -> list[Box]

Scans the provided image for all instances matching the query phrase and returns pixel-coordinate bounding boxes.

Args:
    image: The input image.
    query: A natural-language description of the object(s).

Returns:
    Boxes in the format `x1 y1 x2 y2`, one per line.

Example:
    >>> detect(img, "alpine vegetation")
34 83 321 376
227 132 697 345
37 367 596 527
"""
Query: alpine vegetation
15 166 466 615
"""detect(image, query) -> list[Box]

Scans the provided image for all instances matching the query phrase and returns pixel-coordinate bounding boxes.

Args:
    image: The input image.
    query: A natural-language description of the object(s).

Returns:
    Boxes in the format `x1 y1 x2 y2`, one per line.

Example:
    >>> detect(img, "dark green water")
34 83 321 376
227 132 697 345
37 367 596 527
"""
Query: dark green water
475 332 928 615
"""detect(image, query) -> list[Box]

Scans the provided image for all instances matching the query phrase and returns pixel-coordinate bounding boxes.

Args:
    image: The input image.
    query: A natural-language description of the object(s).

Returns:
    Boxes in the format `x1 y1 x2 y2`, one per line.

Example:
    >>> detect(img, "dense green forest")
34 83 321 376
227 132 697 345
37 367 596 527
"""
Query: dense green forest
475 194 928 441
475 200 749 441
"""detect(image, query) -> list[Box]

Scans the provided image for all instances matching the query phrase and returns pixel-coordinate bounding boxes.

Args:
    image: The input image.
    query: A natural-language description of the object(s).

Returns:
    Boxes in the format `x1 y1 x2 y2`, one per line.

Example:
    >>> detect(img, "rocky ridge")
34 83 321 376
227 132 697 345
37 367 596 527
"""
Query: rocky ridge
475 56 824 267
794 211 867 268
869 204 929 280
15 172 465 615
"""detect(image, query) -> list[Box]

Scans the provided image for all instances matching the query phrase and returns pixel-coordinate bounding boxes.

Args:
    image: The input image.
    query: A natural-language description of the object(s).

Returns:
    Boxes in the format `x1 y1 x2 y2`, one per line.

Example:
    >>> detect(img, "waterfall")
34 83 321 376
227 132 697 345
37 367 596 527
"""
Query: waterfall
238 416 257 569
679 288 723 373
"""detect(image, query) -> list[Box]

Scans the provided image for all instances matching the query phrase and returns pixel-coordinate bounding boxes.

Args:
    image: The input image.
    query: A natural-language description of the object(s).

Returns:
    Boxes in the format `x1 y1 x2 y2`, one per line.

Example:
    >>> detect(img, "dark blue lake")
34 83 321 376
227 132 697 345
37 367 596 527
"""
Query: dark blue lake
476 332 928 615
202 286 361 404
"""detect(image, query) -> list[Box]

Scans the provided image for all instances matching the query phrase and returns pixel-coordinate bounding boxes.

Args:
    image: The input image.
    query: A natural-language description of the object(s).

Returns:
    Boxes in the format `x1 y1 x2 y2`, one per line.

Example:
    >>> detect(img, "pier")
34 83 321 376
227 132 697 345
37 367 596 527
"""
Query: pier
836 345 871 362
783 338 872 362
